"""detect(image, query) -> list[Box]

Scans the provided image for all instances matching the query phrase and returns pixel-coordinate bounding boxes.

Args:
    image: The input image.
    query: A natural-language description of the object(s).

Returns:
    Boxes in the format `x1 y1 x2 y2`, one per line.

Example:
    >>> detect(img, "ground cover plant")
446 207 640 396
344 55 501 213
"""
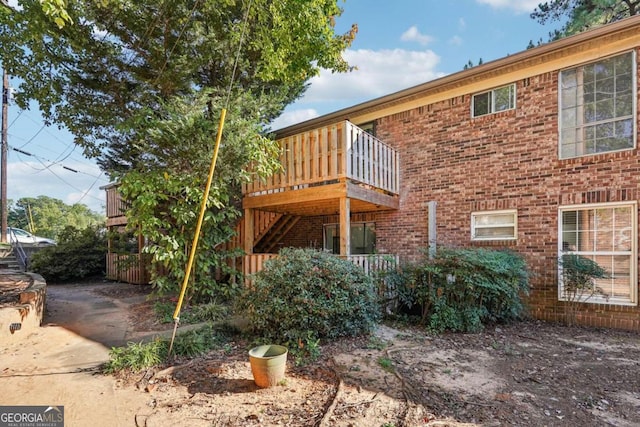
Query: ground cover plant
104 323 231 373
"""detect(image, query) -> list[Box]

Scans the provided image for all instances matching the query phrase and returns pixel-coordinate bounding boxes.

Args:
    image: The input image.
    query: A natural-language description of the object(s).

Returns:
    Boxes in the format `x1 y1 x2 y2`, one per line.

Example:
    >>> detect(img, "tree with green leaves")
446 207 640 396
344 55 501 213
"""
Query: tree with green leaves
0 0 356 162
0 0 357 301
9 195 104 239
118 91 282 302
532 0 640 40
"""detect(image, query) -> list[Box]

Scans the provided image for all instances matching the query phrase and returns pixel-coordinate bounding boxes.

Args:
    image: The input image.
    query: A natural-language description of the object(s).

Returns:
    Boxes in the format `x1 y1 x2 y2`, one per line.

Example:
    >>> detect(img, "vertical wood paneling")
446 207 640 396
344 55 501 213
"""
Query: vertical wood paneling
242 120 399 196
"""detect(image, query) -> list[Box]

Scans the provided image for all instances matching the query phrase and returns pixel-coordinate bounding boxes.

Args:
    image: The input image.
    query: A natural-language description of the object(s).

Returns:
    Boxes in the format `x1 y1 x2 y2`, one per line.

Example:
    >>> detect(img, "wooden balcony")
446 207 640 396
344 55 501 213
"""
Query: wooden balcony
242 120 399 216
242 121 400 257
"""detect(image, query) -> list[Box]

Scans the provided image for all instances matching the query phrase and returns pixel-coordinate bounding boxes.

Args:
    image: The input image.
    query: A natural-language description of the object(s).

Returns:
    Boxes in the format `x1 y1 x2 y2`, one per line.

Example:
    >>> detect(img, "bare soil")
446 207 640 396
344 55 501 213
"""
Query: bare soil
3 281 640 426
115 286 640 427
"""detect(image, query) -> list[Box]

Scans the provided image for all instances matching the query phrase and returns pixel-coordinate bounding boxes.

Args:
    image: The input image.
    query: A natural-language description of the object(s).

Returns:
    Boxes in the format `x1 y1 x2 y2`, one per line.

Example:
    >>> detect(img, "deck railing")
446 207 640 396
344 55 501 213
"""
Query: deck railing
243 121 399 196
242 253 398 282
105 185 128 219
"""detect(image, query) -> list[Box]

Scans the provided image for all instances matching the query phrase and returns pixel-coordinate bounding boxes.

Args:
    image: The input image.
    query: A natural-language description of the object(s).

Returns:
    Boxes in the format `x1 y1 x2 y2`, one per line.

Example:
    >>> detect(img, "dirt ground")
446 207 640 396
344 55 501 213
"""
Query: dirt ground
3 281 640 426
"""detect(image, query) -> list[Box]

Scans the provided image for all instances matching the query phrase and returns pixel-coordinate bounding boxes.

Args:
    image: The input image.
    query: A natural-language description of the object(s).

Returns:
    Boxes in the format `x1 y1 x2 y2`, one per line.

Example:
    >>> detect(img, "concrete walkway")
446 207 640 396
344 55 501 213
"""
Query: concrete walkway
0 282 160 426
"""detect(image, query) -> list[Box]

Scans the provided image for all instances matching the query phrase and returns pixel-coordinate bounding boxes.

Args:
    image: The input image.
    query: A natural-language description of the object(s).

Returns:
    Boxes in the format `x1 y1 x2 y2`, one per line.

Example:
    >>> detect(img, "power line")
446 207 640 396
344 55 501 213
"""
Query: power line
32 156 105 203
9 145 108 182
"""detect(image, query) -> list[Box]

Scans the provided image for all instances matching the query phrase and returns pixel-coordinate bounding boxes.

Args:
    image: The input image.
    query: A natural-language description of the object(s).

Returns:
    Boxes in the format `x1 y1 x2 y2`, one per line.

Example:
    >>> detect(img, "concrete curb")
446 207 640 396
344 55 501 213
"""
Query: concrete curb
0 272 47 342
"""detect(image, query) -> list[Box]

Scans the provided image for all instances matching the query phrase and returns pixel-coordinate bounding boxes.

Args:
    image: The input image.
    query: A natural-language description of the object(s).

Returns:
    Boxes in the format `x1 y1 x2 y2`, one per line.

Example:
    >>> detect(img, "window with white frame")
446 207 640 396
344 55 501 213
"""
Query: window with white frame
323 222 375 255
559 51 636 159
472 84 516 117
559 202 637 305
471 210 517 241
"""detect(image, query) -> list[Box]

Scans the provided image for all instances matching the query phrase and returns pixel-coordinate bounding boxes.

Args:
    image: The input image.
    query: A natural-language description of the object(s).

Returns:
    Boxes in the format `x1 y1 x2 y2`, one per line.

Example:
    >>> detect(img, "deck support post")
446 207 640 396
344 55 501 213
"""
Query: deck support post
244 208 254 255
339 197 351 256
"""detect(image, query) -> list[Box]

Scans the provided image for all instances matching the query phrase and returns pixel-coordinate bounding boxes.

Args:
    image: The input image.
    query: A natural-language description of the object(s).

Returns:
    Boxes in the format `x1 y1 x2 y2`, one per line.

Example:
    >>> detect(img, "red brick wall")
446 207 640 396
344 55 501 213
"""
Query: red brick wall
371 49 640 331
277 213 380 251
276 217 323 251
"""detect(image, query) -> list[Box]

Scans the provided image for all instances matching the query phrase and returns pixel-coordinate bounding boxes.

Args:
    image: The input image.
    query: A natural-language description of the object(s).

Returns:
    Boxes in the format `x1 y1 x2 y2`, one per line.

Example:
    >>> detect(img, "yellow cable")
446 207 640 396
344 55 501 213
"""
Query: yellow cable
172 108 227 321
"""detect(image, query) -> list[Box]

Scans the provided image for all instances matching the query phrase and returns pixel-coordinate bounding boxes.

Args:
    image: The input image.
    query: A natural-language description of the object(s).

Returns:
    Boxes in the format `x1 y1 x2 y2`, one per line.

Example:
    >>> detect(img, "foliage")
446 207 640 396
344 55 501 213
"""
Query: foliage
29 225 107 282
463 58 484 70
118 92 280 304
153 301 229 325
1 0 357 304
0 0 356 162
103 339 167 374
237 248 381 363
531 0 640 40
171 324 222 358
104 324 229 373
559 253 609 325
384 248 530 333
377 356 394 373
8 196 104 241
39 0 73 28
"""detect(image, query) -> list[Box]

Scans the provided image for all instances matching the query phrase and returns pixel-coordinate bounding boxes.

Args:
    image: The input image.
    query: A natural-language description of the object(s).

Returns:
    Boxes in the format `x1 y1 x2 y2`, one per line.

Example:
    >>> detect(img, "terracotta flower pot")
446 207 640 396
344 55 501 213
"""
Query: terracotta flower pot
248 344 288 388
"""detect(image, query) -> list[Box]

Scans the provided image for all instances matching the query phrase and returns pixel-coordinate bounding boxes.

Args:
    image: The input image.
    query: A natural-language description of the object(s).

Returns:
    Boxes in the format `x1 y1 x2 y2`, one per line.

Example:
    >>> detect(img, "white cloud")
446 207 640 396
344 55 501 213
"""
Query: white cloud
274 48 445 129
449 35 463 46
8 160 107 213
458 18 466 31
400 26 434 45
303 48 443 104
271 109 320 130
475 0 540 13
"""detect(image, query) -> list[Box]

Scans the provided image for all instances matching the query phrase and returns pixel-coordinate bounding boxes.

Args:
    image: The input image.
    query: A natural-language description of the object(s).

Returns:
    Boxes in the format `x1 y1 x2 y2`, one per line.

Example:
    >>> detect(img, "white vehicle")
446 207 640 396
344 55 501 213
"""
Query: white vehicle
6 227 56 246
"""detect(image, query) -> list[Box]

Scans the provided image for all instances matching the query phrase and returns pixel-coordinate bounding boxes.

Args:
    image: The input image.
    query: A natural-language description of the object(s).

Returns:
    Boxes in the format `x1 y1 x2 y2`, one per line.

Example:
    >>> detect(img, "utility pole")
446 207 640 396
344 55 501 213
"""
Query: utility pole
1 67 7 243
0 0 8 243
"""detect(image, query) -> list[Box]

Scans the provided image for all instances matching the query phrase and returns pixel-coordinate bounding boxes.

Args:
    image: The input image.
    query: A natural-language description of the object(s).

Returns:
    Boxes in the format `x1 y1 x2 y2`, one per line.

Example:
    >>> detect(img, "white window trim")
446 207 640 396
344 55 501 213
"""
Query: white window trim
558 50 637 160
471 83 516 118
470 209 517 241
557 201 638 306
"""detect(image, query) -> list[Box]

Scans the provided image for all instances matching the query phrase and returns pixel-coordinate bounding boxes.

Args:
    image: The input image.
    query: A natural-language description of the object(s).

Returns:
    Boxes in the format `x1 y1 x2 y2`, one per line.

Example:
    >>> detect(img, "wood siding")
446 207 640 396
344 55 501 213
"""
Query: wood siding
106 253 149 285
243 121 399 197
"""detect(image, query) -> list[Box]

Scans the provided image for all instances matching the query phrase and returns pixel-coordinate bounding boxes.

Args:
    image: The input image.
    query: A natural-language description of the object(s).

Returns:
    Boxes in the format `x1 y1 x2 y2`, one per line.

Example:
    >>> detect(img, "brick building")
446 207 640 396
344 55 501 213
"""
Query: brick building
241 16 640 330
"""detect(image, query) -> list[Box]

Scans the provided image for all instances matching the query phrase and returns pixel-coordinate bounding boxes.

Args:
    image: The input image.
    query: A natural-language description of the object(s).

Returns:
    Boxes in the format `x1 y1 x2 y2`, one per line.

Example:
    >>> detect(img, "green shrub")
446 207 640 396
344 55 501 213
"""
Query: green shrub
29 225 107 282
104 339 168 373
104 324 229 373
154 301 229 325
389 247 529 333
559 253 608 325
237 248 380 357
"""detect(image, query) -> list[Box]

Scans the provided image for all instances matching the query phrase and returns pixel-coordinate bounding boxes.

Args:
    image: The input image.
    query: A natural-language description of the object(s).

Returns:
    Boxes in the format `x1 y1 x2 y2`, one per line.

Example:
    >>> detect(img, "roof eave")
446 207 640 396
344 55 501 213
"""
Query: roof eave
275 15 640 138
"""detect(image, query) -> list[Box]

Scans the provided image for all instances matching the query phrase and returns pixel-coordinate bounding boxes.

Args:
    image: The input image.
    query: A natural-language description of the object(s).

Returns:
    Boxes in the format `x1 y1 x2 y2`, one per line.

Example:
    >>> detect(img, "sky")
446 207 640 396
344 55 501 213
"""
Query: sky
3 0 560 215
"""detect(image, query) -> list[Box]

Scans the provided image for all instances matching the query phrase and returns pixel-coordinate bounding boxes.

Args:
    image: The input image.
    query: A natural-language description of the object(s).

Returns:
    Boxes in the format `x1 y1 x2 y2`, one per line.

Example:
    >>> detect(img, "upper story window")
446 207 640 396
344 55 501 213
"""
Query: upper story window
358 121 376 136
471 84 516 117
471 210 517 241
559 51 636 159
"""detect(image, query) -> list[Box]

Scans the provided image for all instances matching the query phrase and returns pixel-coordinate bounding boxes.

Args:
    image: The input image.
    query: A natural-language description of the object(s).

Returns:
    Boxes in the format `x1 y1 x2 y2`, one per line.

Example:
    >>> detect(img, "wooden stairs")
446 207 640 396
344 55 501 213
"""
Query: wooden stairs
254 214 300 253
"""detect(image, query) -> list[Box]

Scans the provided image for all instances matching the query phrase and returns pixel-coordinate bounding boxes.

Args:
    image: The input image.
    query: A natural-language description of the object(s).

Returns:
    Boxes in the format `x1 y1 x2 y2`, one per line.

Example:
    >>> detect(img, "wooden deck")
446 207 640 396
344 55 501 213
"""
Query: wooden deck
242 121 399 215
